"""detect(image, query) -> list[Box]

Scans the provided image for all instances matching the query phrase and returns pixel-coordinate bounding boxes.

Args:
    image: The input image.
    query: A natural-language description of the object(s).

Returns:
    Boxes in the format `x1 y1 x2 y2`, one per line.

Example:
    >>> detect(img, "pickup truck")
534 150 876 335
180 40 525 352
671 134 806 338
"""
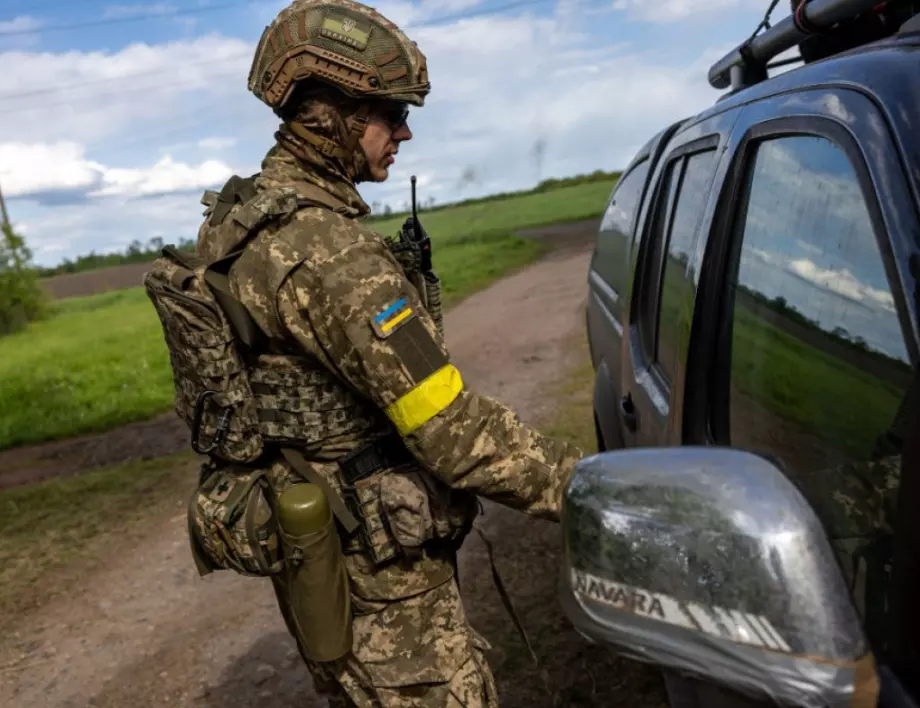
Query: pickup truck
561 1 920 706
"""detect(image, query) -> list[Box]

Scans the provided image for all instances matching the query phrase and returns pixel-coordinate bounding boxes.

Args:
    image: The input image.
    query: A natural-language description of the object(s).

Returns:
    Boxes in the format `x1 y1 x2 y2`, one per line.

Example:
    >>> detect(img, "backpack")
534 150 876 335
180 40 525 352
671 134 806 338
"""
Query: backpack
143 175 358 465
143 178 305 464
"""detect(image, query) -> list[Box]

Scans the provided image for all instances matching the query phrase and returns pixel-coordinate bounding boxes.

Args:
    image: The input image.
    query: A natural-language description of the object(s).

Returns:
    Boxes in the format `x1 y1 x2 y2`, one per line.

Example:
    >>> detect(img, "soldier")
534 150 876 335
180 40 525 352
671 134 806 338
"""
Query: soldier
185 1 584 705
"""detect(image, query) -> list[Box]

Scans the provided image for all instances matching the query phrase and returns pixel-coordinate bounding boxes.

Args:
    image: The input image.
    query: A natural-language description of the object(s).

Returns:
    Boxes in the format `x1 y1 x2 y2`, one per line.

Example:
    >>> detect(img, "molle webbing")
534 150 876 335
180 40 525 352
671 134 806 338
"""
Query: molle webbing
248 356 381 445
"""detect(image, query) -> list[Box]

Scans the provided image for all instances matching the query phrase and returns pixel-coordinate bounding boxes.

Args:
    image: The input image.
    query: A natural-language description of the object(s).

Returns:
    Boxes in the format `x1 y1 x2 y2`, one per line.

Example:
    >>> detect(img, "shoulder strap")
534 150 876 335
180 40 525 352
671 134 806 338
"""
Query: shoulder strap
291 181 351 214
280 448 360 534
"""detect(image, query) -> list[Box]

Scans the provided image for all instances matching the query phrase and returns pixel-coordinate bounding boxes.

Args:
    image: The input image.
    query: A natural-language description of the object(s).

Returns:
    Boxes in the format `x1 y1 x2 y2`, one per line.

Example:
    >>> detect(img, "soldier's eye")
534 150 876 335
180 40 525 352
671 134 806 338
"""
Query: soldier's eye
380 102 409 129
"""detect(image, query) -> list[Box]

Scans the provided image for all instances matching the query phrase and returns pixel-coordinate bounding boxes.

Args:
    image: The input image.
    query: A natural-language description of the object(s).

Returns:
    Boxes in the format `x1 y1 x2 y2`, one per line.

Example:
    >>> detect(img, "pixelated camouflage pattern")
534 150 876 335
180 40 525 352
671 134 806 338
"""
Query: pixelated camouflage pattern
204 138 581 699
258 142 370 214
310 578 499 707
195 180 302 262
275 87 374 183
249 0 430 109
144 250 264 463
799 456 899 545
189 466 282 576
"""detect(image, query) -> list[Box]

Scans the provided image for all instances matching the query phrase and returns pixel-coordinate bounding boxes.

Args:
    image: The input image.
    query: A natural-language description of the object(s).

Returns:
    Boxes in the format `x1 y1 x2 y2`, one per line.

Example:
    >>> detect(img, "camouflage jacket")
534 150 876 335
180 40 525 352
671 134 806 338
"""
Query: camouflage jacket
203 145 582 548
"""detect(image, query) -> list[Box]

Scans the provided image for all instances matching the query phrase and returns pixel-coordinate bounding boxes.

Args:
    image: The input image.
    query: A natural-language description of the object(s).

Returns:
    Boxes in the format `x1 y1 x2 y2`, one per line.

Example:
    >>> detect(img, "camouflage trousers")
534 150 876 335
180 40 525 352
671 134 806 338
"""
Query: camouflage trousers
273 572 500 707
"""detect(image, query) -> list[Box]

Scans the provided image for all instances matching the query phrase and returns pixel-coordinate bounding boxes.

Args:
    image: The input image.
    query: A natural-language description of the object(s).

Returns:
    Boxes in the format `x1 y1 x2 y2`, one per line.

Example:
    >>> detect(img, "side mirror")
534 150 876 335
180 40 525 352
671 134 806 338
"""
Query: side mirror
560 448 878 708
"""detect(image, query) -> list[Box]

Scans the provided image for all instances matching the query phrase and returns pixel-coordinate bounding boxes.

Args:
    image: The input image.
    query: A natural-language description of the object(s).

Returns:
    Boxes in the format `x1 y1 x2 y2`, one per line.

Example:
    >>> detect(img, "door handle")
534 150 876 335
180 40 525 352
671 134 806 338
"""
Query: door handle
619 393 638 433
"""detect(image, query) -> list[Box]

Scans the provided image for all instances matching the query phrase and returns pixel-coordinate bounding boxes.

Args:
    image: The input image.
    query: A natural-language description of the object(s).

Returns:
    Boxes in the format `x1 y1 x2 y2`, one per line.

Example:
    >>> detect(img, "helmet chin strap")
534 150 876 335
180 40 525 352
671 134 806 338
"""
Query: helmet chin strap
280 99 374 181
345 102 373 182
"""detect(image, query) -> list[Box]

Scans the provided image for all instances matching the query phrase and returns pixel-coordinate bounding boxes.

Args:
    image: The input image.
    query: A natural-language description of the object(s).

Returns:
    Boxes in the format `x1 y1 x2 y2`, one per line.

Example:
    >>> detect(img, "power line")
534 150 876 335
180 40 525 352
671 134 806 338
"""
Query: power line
0 0 556 107
0 52 249 103
0 0 555 37
0 67 242 115
0 0 256 37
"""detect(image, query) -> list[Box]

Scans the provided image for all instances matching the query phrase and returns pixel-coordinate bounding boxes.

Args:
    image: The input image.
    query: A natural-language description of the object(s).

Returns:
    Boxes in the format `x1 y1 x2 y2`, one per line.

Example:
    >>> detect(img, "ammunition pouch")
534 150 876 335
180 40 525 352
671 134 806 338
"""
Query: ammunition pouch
337 437 479 566
187 463 284 577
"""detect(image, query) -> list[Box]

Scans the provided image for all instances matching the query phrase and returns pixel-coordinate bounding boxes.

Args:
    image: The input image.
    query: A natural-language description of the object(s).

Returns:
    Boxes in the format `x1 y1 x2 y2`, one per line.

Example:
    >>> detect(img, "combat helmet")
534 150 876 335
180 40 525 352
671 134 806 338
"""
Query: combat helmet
248 0 430 111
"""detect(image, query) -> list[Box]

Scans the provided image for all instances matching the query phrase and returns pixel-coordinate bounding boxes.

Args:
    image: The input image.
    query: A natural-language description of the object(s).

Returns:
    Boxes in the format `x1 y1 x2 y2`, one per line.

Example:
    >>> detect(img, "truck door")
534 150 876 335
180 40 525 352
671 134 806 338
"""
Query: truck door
685 85 920 703
618 107 740 448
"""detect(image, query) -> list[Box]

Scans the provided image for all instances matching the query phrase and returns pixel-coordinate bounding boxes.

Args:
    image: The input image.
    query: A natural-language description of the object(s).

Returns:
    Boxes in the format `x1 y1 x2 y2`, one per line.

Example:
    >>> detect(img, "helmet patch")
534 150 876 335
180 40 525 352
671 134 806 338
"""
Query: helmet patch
321 13 371 50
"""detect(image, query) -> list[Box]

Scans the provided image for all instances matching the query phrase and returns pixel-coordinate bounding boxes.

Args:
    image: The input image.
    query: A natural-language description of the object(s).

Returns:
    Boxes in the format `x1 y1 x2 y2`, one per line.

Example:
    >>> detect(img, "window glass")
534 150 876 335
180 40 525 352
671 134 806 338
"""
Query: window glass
637 159 680 360
595 159 650 310
657 150 716 382
721 134 913 648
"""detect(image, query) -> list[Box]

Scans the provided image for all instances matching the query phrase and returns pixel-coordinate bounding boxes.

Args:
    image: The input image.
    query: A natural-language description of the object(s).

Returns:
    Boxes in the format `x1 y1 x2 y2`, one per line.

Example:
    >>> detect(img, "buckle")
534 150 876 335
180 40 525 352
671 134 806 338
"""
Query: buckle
338 442 386 486
191 390 232 455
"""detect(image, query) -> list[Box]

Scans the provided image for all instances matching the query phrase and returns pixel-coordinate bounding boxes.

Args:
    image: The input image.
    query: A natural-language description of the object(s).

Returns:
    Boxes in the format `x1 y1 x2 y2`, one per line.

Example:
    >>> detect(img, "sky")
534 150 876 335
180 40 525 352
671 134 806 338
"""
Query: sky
0 0 789 267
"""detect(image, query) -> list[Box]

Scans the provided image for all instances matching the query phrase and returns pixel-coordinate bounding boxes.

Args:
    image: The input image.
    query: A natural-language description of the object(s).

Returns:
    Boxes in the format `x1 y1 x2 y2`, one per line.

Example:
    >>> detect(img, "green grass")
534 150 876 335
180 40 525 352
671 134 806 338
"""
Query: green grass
373 180 615 240
0 452 198 622
1 181 615 451
0 287 177 450
730 301 905 457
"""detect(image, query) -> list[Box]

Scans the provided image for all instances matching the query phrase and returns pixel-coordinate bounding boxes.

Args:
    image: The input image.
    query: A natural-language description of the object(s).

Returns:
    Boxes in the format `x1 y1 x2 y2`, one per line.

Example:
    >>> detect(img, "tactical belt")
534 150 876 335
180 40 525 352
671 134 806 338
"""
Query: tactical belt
337 436 414 485
278 437 413 535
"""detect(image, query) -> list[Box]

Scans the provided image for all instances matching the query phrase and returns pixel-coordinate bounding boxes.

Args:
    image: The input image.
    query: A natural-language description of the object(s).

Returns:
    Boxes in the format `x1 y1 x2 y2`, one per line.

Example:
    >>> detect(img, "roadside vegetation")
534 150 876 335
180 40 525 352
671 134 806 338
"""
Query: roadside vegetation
2 178 617 451
36 170 621 278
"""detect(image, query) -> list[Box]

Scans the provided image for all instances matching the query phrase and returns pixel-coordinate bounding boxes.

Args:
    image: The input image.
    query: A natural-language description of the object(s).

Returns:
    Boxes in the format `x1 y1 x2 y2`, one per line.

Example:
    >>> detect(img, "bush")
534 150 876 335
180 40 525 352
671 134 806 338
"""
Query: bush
0 222 47 336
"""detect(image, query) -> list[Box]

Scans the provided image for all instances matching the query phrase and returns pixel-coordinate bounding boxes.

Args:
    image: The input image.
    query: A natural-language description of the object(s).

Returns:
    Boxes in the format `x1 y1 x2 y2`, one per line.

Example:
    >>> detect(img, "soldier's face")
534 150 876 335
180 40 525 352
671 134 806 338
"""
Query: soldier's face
360 102 412 182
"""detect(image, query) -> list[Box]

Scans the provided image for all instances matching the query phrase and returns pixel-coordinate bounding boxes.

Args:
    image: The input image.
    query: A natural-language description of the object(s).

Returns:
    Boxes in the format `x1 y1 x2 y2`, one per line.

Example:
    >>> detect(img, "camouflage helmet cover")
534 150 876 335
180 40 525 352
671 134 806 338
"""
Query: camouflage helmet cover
248 0 430 110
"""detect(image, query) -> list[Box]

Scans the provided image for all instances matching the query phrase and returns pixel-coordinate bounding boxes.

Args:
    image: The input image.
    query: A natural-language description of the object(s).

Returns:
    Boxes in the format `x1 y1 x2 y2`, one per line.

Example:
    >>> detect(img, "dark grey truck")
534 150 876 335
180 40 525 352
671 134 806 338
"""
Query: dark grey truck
560 1 920 707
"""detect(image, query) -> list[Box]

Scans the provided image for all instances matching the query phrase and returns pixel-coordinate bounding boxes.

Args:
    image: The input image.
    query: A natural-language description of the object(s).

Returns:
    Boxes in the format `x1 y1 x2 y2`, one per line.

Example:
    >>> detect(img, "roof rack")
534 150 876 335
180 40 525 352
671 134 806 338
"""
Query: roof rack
708 0 888 91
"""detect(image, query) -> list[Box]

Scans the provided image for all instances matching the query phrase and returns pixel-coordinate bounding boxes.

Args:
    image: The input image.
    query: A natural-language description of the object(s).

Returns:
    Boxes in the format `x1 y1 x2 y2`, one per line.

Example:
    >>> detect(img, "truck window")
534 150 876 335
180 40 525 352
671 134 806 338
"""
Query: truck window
656 149 716 383
595 159 650 313
718 134 911 473
714 133 913 651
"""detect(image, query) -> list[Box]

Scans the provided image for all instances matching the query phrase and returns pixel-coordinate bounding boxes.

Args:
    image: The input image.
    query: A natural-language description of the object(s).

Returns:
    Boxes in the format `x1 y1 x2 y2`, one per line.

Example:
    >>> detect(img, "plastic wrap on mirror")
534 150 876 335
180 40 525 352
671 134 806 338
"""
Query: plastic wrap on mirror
560 448 877 708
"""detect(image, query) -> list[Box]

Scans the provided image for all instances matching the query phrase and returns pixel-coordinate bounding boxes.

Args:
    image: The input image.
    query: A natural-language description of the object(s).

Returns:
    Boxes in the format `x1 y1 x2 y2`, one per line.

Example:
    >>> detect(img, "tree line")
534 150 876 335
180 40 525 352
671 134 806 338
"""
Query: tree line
36 169 622 277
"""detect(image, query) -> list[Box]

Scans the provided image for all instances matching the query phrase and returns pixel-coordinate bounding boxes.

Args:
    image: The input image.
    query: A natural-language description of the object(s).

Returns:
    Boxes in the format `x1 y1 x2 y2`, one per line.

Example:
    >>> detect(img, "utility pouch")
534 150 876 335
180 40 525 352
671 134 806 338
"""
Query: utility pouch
276 484 353 663
187 465 283 577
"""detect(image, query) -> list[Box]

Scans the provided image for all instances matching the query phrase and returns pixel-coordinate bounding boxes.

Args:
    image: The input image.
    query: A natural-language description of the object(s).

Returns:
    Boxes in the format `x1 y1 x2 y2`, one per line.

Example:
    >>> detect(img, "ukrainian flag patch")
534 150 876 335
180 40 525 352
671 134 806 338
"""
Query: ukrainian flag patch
371 297 415 338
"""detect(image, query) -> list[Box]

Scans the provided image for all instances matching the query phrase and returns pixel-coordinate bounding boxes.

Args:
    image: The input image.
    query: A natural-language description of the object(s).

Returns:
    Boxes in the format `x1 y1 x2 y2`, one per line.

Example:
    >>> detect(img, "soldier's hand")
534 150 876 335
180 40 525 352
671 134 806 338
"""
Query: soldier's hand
400 217 432 272
400 216 428 245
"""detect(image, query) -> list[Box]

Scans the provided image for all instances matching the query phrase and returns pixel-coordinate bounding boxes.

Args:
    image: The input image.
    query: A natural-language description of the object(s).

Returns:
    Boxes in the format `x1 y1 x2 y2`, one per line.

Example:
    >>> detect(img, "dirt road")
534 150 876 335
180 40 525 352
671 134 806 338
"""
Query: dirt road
0 225 667 708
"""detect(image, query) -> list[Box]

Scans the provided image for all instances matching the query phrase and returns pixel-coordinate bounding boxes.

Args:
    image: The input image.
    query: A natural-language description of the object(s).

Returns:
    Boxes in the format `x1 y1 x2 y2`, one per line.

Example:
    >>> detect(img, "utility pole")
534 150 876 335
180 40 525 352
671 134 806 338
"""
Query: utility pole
0 182 9 228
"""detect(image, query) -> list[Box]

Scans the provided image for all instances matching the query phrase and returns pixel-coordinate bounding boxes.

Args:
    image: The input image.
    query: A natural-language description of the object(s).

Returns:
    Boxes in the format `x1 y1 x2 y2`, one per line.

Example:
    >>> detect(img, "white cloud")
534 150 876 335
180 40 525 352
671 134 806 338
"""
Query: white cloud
787 258 896 313
20 192 208 263
0 141 232 200
91 155 233 197
0 142 104 197
0 35 253 147
0 16 41 34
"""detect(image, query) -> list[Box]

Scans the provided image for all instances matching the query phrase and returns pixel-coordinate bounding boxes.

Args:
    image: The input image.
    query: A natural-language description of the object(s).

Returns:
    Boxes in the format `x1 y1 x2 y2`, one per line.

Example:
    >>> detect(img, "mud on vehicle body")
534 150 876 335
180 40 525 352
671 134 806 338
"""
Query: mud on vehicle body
566 1 920 707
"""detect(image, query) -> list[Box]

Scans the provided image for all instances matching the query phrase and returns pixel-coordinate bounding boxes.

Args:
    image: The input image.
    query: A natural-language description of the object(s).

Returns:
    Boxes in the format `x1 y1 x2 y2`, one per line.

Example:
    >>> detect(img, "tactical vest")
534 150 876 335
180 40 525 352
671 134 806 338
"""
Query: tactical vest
144 176 383 466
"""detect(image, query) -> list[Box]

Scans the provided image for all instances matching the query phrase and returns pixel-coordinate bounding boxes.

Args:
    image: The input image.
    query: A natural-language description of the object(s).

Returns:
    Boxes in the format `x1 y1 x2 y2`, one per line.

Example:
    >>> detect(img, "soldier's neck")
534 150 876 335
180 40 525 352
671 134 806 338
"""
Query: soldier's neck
260 141 371 218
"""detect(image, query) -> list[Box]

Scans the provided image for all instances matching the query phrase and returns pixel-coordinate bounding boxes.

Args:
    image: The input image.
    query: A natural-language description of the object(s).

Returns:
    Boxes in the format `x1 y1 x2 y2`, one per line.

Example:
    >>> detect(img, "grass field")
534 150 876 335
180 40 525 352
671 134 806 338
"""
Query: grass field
653 251 907 460
0 180 616 451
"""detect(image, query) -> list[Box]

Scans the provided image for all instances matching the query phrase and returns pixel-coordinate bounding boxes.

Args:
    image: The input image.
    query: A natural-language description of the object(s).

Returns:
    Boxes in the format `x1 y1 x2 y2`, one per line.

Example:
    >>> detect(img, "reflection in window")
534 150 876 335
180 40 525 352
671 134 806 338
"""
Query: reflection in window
721 136 913 651
715 136 914 651
638 160 680 361
725 135 910 475
595 159 650 314
657 150 716 382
